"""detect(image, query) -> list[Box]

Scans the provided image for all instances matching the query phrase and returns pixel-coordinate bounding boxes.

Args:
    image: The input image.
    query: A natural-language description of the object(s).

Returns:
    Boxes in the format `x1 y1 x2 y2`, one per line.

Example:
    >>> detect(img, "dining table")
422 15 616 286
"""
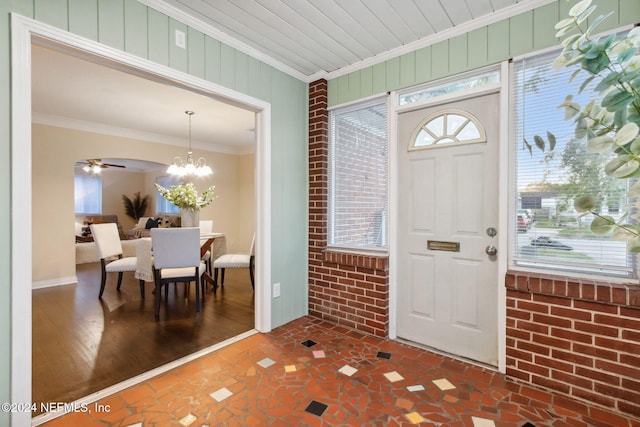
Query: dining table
134 232 226 293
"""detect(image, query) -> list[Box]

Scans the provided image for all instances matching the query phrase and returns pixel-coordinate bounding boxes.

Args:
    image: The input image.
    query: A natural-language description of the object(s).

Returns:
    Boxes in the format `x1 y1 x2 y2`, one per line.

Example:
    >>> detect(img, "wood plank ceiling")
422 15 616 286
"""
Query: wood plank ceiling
161 0 533 77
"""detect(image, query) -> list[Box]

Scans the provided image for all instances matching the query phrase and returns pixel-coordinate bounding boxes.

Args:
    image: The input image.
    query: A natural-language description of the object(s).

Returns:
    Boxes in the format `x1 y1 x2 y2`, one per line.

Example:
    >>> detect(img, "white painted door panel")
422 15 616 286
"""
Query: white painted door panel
396 92 499 366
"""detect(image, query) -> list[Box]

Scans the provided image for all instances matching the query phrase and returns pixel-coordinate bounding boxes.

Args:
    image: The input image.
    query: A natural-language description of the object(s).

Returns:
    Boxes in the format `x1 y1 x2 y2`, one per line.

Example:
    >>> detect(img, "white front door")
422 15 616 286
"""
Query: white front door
396 91 499 366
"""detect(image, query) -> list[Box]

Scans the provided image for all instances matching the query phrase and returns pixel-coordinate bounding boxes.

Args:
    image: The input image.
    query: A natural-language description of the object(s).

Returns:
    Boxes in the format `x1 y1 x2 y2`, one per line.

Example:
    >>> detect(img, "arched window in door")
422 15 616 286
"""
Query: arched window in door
409 109 486 150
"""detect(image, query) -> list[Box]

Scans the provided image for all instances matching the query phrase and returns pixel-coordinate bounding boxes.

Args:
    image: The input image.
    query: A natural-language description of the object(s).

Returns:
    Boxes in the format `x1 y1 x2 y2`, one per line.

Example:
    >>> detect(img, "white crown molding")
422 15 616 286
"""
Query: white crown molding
323 0 558 81
138 0 309 82
32 112 251 155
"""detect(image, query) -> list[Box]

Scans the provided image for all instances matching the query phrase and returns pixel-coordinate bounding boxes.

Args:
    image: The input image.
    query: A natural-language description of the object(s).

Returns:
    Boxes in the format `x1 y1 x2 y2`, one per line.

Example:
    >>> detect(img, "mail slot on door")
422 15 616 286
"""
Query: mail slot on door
427 240 460 252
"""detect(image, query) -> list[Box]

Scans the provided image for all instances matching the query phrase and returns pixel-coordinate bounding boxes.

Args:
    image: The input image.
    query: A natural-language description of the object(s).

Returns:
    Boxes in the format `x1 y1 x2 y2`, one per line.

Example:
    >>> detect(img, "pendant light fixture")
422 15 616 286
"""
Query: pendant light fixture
167 110 213 177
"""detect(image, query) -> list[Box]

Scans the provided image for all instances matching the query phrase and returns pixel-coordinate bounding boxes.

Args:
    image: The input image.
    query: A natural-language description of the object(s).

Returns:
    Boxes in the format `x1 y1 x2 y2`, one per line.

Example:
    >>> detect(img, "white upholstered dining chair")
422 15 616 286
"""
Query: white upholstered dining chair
213 234 255 291
151 227 206 317
90 223 145 299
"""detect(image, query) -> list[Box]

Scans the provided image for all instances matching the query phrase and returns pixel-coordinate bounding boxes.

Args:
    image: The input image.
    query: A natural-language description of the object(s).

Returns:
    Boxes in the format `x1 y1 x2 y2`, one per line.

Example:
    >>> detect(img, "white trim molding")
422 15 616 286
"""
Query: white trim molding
32 276 78 290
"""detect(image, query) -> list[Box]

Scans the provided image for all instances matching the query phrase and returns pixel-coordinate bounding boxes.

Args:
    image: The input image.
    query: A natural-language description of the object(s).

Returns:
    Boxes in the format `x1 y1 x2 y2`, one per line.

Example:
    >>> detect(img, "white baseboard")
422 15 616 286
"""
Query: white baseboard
32 276 78 289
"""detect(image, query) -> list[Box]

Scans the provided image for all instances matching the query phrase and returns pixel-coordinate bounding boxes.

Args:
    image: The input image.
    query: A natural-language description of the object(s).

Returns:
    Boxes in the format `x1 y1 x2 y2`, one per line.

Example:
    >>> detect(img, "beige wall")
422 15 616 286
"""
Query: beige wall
32 124 255 285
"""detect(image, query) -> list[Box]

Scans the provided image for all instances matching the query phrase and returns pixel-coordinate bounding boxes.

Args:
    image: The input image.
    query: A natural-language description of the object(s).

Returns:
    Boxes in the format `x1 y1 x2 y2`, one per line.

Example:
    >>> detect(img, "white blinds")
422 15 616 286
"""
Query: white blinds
512 49 633 277
74 174 102 215
329 98 388 250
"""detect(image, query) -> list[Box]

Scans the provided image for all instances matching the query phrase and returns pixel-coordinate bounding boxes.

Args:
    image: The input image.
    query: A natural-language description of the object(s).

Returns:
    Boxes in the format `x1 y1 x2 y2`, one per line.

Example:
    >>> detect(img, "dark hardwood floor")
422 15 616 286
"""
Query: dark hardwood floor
32 262 255 412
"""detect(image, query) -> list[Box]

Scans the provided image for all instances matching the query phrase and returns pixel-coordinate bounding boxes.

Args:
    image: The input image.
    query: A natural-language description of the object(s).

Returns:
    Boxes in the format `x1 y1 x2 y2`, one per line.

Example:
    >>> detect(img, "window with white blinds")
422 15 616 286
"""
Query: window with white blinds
512 49 633 277
74 174 102 215
329 98 388 251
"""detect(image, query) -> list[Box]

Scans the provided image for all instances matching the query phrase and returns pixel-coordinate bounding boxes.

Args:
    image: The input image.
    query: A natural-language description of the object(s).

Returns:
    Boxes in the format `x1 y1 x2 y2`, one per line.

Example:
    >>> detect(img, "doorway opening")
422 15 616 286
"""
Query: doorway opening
11 14 271 426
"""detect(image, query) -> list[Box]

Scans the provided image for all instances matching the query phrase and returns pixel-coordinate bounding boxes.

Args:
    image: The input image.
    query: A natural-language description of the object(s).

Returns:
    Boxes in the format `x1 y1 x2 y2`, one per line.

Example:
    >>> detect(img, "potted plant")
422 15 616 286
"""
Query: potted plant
122 192 151 221
154 182 216 227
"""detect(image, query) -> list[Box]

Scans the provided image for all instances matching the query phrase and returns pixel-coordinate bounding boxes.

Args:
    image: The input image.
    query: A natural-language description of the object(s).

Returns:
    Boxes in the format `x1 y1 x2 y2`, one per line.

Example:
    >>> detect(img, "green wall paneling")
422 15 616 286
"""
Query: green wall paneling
468 27 488 70
415 45 432 84
34 0 67 30
348 71 361 101
487 19 510 65
169 19 188 73
335 73 350 105
593 0 620 28
372 62 387 96
220 43 236 91
234 50 250 96
399 52 416 89
148 8 169 66
327 78 338 106
431 40 449 79
9 0 33 18
69 0 98 41
449 34 468 74
124 0 148 58
98 0 125 51
360 66 374 99
509 11 534 57
204 36 222 85
187 27 206 80
620 0 640 26
533 3 559 50
385 56 401 91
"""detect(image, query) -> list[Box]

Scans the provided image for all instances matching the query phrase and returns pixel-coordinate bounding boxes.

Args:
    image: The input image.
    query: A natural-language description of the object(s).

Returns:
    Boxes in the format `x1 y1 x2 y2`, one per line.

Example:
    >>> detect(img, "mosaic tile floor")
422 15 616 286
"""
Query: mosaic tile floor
40 316 639 426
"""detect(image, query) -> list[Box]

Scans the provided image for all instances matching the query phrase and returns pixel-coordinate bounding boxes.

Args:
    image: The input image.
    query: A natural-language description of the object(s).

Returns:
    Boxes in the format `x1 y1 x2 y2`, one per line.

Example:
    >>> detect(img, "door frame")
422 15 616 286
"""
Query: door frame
388 63 510 373
11 14 272 426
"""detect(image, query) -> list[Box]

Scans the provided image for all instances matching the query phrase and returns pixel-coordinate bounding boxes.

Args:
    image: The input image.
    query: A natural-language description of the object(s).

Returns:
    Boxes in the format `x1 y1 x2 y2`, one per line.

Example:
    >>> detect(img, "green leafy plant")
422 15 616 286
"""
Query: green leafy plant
154 182 216 211
122 192 151 221
530 0 640 251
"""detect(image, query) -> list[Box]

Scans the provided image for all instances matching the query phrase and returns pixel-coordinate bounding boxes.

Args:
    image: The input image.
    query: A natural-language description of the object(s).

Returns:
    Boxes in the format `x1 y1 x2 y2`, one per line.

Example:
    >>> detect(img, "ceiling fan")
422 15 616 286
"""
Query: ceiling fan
78 159 126 174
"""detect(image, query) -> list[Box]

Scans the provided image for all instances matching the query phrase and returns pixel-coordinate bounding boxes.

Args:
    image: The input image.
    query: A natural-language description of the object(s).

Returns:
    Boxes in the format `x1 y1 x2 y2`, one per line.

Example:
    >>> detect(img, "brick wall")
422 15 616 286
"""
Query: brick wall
506 271 640 418
308 79 389 337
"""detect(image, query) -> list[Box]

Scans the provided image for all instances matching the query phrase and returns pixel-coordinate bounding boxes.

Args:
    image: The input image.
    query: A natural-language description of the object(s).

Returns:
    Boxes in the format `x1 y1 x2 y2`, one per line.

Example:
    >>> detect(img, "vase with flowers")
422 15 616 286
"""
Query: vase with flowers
154 182 216 227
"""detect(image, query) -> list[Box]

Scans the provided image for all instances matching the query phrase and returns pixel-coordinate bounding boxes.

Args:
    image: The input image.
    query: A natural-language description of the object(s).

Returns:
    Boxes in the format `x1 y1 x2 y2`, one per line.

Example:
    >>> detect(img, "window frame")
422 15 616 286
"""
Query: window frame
327 95 390 253
508 43 637 281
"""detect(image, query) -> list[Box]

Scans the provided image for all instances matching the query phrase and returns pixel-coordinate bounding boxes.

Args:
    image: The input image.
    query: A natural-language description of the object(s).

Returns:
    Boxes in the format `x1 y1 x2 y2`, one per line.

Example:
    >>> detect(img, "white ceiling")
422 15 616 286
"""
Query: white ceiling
32 44 257 156
155 0 546 78
32 0 550 158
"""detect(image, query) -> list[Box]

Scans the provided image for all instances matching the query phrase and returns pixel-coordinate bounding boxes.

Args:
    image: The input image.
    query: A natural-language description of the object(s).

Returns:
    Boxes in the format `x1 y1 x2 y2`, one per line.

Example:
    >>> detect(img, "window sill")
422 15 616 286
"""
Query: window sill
323 249 388 270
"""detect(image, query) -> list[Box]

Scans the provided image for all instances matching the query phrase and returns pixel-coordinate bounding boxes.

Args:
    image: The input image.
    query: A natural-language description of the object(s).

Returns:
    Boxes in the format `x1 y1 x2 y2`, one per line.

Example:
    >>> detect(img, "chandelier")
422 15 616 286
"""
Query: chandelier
167 110 213 177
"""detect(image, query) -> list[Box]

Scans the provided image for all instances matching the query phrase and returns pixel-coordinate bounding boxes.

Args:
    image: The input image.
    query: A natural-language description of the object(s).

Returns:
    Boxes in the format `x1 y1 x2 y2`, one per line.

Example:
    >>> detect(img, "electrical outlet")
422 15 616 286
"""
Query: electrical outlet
175 29 186 49
273 283 281 298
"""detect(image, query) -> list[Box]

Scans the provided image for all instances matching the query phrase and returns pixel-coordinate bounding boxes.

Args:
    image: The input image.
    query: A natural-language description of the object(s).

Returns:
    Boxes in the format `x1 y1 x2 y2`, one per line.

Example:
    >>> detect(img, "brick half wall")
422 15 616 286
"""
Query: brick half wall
506 271 640 418
308 79 389 337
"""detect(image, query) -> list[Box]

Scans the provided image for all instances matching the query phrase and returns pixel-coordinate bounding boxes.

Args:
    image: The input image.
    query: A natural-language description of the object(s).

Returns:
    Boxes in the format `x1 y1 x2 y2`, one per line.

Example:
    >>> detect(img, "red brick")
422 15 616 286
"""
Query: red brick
534 355 574 373
551 349 593 367
532 313 572 328
574 300 618 314
518 300 549 314
574 320 619 337
573 343 618 362
550 306 592 321
551 370 593 389
595 313 640 330
550 327 593 344
595 336 640 354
